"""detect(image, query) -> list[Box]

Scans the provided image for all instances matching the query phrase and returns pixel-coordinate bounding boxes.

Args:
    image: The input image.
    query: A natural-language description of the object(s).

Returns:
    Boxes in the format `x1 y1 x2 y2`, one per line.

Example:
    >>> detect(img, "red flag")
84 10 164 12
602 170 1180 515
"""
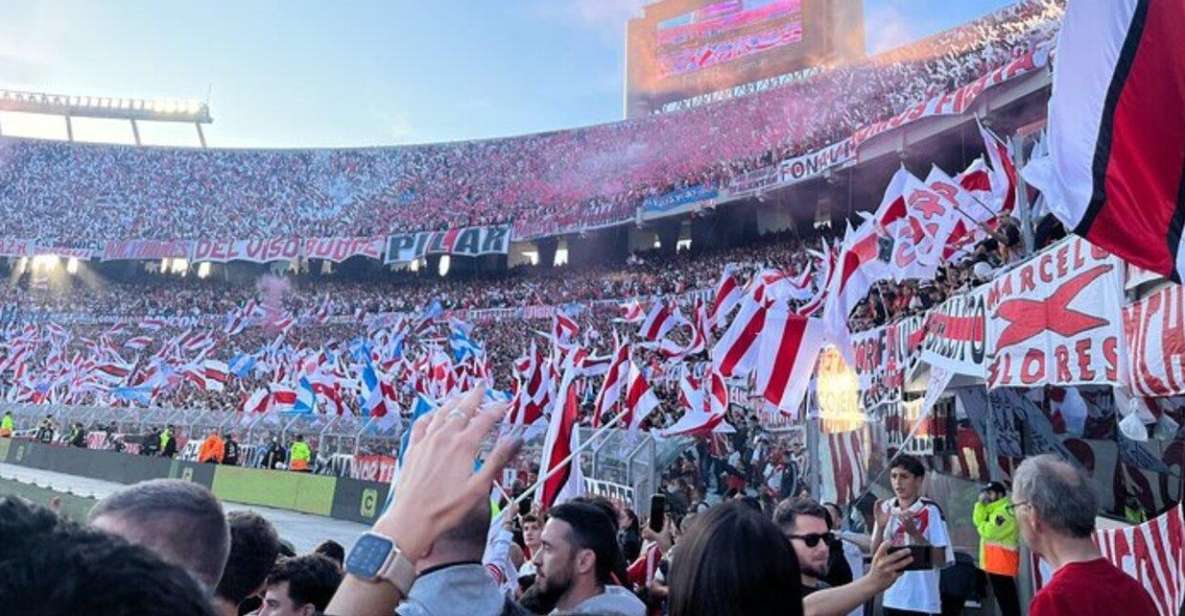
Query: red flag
756 307 825 418
1024 0 1185 279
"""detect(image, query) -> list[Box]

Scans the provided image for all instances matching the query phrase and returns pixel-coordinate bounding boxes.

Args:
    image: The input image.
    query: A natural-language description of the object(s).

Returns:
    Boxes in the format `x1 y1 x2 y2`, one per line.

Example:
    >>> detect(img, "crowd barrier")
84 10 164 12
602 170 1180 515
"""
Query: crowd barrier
0 439 391 526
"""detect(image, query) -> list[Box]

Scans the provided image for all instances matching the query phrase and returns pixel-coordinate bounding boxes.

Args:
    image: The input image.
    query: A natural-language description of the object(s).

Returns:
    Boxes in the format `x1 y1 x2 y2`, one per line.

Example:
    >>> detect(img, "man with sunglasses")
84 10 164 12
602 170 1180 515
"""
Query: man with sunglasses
778 496 914 616
774 497 835 597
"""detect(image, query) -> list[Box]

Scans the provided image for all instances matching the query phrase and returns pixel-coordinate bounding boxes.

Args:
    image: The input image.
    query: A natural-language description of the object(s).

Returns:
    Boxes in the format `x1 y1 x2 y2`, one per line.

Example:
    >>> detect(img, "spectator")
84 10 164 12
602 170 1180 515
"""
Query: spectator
264 436 287 469
88 478 231 591
0 496 217 616
314 540 347 569
871 455 953 616
199 429 226 464
1015 455 1157 616
223 432 241 466
522 501 646 615
214 511 282 616
667 500 803 616
395 498 527 616
821 502 865 593
972 481 1020 616
161 424 178 458
773 497 834 597
289 434 312 472
260 555 343 616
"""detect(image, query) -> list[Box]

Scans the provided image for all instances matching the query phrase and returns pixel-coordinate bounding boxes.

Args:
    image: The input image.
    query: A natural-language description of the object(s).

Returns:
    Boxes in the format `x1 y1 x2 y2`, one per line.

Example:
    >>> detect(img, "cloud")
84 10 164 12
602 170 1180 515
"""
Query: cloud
533 0 650 38
865 2 916 54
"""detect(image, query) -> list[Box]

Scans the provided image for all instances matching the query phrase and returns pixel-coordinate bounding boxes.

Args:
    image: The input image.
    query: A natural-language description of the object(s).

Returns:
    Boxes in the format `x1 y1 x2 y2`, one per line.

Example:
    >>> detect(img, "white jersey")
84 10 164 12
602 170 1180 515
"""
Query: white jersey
880 497 954 614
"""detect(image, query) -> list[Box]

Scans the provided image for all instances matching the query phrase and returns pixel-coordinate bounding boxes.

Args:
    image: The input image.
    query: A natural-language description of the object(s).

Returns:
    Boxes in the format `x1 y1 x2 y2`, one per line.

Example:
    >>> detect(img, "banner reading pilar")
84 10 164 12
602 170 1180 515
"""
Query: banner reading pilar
385 224 512 264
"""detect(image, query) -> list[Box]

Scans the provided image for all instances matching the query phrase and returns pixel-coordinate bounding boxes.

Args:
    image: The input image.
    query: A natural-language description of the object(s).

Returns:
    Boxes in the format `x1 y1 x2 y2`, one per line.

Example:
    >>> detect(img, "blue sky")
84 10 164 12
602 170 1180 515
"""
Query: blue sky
0 0 1015 148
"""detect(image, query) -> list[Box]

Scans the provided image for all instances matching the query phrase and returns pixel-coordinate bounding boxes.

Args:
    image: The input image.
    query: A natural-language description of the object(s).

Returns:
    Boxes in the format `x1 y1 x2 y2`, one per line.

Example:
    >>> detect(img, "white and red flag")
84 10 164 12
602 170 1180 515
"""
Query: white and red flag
710 270 743 328
755 306 826 418
623 362 661 431
638 300 680 342
1023 0 1185 279
538 366 585 510
592 342 630 428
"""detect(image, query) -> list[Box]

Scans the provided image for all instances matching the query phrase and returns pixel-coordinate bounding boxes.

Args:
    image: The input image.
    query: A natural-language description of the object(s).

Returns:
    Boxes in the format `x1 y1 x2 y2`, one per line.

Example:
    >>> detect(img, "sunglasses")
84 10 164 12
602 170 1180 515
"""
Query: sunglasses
787 532 833 548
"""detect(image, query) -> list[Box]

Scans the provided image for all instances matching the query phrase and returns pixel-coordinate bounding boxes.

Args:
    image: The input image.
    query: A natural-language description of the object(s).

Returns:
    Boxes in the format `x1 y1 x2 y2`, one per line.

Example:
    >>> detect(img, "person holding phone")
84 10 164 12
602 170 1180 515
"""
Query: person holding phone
871 455 954 616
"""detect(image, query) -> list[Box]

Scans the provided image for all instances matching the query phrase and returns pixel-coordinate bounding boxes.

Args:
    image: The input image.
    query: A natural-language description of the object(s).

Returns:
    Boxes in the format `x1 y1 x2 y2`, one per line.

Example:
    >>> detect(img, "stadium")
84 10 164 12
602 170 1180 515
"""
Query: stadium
0 1 1181 614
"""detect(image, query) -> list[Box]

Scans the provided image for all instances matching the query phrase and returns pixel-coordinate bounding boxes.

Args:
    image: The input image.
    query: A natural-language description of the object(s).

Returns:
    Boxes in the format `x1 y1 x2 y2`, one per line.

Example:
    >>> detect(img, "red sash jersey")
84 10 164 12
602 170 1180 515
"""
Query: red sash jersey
1030 558 1156 616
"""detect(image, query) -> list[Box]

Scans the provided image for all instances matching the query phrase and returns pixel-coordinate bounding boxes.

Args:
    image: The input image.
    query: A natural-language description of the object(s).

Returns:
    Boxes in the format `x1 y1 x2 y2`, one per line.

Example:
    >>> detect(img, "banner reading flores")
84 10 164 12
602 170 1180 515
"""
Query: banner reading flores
986 236 1125 389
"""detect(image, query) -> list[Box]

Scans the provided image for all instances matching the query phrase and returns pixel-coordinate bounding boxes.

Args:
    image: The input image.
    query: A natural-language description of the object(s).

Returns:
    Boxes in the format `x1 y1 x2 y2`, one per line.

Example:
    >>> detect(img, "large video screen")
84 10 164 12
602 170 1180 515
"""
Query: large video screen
654 0 804 78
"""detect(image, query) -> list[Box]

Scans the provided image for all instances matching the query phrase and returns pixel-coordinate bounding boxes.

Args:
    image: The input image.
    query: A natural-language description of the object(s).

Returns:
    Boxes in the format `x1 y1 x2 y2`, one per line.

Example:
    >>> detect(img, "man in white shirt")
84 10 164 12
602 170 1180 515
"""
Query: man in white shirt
871 454 954 616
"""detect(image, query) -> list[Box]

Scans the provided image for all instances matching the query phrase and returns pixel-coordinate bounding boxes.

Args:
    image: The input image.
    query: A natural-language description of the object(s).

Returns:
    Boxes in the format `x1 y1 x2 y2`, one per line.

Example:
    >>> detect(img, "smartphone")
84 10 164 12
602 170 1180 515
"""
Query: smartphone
648 494 667 533
888 545 934 571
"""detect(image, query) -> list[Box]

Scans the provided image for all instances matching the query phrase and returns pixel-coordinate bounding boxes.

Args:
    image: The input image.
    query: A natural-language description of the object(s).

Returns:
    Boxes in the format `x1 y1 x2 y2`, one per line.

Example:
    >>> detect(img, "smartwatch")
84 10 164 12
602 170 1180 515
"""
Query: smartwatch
345 531 417 596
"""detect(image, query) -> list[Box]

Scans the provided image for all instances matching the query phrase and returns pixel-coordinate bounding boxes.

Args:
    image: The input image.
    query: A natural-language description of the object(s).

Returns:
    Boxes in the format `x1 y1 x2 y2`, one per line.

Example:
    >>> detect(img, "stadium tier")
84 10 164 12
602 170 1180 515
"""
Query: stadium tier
0 1 1062 247
5 1 1184 613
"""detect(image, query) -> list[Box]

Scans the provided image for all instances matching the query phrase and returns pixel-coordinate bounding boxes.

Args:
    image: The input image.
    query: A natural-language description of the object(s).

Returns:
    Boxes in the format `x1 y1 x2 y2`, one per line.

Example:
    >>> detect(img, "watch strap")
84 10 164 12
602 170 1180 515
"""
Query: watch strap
378 546 417 596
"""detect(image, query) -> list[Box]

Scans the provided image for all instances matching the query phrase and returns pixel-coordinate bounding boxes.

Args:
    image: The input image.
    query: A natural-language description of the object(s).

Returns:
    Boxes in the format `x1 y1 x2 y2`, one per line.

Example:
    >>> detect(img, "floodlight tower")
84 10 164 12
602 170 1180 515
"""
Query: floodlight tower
0 88 213 147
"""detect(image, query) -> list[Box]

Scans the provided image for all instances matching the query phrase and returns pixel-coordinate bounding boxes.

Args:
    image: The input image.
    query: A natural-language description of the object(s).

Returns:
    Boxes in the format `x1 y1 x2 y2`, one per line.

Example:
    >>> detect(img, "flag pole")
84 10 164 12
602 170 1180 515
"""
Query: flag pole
510 404 634 509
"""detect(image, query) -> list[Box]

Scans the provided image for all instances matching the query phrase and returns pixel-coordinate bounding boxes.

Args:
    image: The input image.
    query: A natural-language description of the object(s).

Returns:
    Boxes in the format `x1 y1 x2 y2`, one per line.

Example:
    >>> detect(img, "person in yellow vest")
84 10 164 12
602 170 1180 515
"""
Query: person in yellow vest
973 481 1020 616
0 411 13 437
196 430 225 464
288 434 311 472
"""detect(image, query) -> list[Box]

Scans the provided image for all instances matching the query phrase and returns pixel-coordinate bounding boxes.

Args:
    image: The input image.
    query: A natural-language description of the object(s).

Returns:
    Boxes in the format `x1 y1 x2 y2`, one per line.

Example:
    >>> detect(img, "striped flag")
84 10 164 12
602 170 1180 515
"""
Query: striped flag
623 362 660 431
1023 0 1185 279
710 270 743 328
755 306 825 418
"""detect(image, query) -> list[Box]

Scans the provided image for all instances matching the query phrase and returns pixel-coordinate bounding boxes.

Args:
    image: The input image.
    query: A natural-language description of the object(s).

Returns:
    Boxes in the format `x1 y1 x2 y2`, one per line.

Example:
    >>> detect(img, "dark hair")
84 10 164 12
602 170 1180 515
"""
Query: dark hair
668 501 803 616
889 454 926 478
313 540 345 566
266 554 343 612
773 497 829 534
0 496 217 616
88 479 230 589
548 502 624 586
521 514 541 525
216 511 281 605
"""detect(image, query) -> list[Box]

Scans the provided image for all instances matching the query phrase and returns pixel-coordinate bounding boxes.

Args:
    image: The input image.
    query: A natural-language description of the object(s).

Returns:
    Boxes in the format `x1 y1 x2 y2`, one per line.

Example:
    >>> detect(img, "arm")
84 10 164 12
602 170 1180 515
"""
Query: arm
870 499 889 554
972 500 992 535
804 542 912 616
326 388 519 616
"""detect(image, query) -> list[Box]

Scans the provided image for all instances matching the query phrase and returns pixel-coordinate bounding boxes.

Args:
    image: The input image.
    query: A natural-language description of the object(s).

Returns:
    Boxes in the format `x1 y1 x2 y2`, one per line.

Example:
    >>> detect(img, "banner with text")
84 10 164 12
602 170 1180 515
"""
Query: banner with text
190 238 303 263
384 225 512 264
102 240 192 261
640 184 718 218
985 236 1125 389
1124 283 1185 397
851 315 925 411
779 138 855 185
920 286 989 378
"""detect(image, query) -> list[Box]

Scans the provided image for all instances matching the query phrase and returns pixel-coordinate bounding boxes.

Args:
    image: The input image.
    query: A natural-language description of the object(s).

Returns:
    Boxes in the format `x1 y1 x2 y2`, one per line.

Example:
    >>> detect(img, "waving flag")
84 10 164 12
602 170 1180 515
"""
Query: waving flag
1023 0 1185 279
293 377 317 413
229 353 257 378
552 311 580 344
538 366 585 510
638 300 685 342
711 270 743 328
616 299 646 324
755 307 825 418
623 362 660 431
592 343 630 428
711 290 769 378
242 388 270 413
203 359 229 392
124 336 153 351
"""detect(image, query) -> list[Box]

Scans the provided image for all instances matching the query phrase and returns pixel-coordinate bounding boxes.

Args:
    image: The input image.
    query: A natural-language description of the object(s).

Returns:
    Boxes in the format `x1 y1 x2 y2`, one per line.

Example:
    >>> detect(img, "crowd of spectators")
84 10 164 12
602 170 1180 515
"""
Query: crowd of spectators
0 1 1063 245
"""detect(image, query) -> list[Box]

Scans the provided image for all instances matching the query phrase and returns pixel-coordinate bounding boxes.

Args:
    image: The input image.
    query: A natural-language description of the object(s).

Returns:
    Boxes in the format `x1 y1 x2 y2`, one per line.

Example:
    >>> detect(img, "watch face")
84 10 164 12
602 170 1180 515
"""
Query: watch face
346 533 394 579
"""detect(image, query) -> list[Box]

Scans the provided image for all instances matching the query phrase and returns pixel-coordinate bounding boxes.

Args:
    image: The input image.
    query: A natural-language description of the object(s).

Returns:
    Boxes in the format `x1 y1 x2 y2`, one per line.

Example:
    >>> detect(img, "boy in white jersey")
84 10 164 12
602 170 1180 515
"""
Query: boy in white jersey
870 454 954 616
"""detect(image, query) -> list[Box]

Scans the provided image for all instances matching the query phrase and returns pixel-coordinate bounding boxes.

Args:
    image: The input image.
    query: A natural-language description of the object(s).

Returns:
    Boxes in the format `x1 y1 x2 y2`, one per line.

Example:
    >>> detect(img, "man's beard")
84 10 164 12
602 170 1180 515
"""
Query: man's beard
800 559 828 580
519 581 567 615
519 563 573 615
